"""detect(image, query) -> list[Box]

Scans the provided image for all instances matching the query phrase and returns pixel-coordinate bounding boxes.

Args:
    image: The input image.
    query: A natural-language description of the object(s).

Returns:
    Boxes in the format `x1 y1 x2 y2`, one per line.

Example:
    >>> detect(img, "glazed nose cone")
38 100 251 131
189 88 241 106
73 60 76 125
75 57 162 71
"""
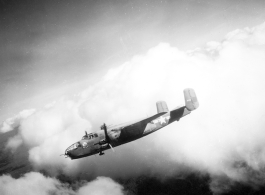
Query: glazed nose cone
65 149 72 158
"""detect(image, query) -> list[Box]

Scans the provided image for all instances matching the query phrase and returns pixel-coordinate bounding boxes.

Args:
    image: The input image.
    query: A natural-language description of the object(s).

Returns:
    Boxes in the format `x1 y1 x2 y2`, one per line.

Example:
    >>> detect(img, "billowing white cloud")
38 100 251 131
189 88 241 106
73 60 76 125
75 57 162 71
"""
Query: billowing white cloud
20 99 91 176
0 172 124 195
0 109 35 133
77 177 124 195
0 172 74 195
2 22 265 193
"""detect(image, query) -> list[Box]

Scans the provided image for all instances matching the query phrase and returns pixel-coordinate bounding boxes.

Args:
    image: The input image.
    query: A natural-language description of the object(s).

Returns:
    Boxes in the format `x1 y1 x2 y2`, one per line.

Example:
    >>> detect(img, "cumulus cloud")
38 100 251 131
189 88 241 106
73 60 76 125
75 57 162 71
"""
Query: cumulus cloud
21 100 91 176
2 22 265 193
0 172 124 195
77 177 124 195
0 172 73 195
0 109 35 133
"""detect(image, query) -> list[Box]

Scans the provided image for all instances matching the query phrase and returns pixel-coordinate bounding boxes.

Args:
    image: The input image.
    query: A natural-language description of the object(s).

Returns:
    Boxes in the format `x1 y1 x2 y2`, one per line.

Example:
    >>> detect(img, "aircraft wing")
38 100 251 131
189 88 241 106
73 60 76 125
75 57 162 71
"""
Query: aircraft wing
167 106 187 123
108 112 167 130
137 112 167 124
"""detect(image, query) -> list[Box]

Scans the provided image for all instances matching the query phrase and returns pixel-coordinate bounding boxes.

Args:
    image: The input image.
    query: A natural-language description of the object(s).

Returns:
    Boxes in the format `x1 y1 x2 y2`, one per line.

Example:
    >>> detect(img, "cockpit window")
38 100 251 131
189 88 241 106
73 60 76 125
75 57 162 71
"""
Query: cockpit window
82 133 98 140
89 134 94 139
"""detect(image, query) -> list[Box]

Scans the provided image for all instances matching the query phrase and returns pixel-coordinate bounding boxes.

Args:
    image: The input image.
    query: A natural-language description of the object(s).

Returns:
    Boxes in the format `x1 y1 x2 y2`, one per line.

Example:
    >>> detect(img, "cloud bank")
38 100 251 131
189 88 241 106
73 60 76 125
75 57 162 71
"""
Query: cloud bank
0 109 35 133
0 172 124 195
2 22 265 193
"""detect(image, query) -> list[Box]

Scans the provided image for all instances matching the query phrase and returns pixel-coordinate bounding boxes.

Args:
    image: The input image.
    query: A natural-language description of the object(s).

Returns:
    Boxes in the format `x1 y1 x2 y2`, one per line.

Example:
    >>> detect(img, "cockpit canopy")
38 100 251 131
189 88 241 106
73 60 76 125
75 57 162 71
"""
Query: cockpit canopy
82 133 98 140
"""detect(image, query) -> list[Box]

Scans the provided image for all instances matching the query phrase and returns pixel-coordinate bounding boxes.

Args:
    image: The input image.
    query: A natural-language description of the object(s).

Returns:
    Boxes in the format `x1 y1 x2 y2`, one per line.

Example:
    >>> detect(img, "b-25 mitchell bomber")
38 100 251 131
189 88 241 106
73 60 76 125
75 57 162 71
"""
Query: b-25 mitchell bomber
64 88 199 159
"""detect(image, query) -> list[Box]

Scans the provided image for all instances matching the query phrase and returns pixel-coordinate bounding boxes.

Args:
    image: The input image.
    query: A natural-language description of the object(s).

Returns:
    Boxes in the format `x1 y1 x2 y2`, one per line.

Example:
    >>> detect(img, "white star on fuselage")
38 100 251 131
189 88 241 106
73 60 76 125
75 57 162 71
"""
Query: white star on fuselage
157 116 166 124
153 116 169 125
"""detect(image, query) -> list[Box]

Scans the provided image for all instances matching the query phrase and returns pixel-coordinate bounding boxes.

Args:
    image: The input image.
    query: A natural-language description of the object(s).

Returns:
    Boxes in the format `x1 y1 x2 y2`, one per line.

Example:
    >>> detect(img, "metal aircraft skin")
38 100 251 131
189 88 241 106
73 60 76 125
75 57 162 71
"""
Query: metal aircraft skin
64 88 199 159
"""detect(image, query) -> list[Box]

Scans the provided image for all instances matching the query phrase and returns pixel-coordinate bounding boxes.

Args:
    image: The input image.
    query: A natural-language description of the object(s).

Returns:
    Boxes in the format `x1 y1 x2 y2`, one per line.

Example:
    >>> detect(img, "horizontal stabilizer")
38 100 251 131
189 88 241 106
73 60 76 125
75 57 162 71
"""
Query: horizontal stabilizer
156 101 169 113
184 88 199 111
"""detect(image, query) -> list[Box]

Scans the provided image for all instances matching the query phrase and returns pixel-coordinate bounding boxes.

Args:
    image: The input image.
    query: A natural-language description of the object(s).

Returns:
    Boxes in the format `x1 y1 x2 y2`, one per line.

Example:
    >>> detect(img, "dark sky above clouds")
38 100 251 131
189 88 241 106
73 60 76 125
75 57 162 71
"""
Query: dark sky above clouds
1 0 265 121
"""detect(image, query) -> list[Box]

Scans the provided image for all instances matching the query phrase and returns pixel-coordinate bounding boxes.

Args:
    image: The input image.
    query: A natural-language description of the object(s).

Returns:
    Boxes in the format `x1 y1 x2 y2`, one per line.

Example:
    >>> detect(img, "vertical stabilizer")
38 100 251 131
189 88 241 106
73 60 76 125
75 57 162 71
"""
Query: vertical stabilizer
156 101 169 113
184 88 199 111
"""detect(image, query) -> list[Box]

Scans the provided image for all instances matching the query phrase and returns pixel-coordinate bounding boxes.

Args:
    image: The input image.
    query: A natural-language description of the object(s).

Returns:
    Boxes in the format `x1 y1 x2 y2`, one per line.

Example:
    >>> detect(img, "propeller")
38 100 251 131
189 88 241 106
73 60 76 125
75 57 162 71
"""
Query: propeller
101 123 115 152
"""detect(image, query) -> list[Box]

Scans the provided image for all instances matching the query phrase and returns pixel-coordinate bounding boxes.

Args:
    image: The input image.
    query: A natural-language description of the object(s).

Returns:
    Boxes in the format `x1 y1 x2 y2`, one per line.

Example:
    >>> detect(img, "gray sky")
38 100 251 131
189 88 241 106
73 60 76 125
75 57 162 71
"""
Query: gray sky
1 0 265 121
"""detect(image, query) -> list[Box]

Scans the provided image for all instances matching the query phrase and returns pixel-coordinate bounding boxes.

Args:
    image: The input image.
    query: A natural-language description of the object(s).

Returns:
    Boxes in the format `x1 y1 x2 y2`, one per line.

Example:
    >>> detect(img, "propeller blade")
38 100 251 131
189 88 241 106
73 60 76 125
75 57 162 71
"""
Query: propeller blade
109 144 115 152
102 123 110 143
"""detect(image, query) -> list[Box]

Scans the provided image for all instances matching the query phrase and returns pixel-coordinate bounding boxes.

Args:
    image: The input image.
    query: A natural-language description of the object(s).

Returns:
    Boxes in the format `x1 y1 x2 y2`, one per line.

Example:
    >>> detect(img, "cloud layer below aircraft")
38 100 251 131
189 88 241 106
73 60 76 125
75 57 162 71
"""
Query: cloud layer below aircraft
1 22 265 193
0 172 124 195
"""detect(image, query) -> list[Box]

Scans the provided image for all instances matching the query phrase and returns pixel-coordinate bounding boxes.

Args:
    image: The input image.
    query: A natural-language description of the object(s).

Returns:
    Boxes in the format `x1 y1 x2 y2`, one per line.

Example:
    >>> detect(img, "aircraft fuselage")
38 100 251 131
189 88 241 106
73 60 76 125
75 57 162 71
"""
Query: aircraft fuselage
65 88 199 159
66 106 190 159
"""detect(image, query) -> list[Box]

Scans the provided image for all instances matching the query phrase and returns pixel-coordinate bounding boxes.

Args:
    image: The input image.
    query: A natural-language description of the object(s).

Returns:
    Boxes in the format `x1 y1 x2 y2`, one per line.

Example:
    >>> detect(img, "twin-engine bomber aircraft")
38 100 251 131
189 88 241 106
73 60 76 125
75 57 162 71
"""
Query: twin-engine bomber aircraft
64 88 199 159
